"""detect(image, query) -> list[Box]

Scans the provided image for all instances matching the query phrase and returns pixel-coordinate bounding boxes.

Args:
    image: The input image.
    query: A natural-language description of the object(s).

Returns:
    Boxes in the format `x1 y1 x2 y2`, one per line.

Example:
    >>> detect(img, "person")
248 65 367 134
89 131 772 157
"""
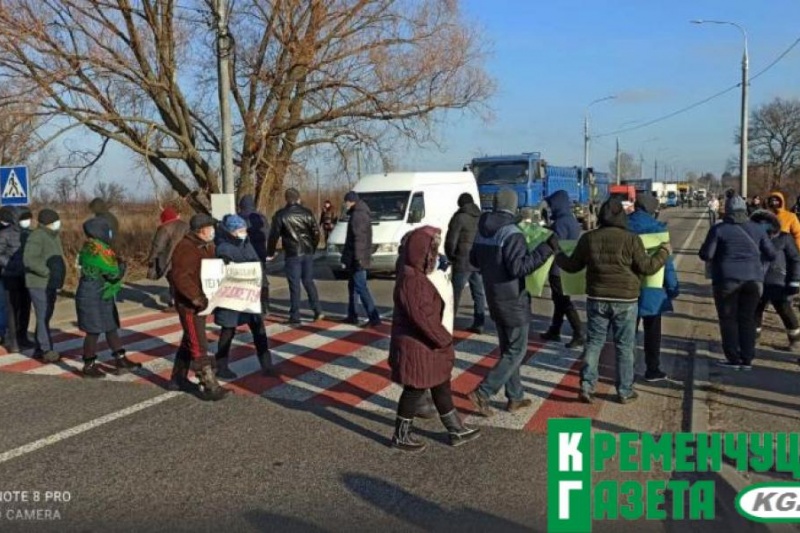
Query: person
146 206 190 308
766 192 800 252
389 226 481 452
627 193 680 382
340 191 381 327
0 208 14 348
214 214 273 379
0 207 33 351
793 194 800 217
750 210 800 350
540 190 584 348
747 195 762 216
266 188 323 325
319 200 337 248
467 188 557 417
23 209 66 363
444 193 486 334
168 214 229 401
699 195 776 370
237 194 271 316
708 196 720 226
76 217 142 378
89 198 120 249
555 198 670 404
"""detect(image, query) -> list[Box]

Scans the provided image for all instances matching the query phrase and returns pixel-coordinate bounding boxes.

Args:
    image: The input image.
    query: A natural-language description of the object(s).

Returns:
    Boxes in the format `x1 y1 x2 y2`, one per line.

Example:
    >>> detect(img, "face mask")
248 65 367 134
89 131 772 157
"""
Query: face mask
19 220 31 229
109 230 113 240
206 230 216 242
49 220 61 232
236 231 247 241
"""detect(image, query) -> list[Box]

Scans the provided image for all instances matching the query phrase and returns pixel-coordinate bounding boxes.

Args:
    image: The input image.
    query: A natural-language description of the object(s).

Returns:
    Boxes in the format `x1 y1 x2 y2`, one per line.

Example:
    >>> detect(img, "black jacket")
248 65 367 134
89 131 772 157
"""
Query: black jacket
445 202 481 273
238 195 270 261
751 211 800 299
0 208 29 279
267 202 320 258
470 211 554 327
342 200 373 270
214 231 262 327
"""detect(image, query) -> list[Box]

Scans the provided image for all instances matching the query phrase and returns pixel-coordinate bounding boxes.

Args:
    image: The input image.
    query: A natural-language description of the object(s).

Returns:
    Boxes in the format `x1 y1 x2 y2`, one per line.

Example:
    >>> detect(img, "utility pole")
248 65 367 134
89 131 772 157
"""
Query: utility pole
615 137 621 185
216 0 234 195
740 35 749 197
654 159 658 182
639 153 645 180
356 145 362 180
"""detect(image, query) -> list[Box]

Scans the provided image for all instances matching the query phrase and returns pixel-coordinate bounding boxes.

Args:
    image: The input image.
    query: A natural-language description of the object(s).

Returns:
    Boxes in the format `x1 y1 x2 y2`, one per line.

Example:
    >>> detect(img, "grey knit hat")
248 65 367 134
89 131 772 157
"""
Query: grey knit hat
493 187 518 214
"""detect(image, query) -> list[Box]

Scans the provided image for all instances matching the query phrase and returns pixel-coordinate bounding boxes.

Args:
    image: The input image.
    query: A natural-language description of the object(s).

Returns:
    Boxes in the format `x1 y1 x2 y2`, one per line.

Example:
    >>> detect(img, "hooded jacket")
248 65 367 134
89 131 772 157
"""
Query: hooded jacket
89 198 120 248
237 195 270 261
546 190 582 277
342 200 373 270
444 197 482 273
470 210 555 327
750 210 800 299
627 195 680 316
555 198 669 302
767 192 800 251
389 227 455 389
76 217 122 334
699 197 777 284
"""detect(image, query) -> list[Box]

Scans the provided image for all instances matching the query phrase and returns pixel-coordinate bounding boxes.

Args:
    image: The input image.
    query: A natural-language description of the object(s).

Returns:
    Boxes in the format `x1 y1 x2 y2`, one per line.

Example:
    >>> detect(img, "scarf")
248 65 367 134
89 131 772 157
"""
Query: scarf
78 238 122 300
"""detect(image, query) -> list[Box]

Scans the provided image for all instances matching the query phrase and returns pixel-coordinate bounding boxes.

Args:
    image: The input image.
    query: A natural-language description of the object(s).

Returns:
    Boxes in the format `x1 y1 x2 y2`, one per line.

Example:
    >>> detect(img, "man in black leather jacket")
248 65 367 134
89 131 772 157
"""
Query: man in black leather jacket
267 188 323 325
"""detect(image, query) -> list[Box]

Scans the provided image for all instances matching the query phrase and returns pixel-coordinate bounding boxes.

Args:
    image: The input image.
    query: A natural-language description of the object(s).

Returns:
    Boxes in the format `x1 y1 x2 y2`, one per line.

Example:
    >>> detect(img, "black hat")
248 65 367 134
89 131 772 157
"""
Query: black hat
344 191 359 203
190 213 216 232
0 207 14 224
18 209 32 222
38 209 60 226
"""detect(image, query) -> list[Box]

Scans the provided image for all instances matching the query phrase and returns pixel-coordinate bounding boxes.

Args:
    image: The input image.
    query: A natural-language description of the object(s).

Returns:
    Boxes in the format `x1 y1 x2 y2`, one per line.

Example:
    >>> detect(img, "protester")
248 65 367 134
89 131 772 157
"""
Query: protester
0 208 14 348
389 226 480 452
238 194 271 316
214 214 273 379
23 209 66 363
0 207 33 351
266 188 323 325
750 210 800 350
793 194 800 217
556 198 671 404
168 214 228 401
699 196 776 370
708 196 720 226
340 191 381 327
627 194 680 382
766 192 800 251
444 193 486 334
146 206 190 308
747 195 762 216
467 188 558 417
76 217 141 378
540 190 584 348
89 198 120 249
319 200 337 248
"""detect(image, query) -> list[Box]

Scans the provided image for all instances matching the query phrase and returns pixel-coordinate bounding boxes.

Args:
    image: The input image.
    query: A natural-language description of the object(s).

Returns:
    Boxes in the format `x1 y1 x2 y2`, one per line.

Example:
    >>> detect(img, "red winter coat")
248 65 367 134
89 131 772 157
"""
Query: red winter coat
389 227 455 389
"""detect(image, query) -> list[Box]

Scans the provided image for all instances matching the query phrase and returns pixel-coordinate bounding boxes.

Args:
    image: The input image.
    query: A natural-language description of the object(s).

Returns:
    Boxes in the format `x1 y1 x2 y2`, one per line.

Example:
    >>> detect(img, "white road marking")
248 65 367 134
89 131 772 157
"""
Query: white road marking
0 392 180 465
674 210 706 270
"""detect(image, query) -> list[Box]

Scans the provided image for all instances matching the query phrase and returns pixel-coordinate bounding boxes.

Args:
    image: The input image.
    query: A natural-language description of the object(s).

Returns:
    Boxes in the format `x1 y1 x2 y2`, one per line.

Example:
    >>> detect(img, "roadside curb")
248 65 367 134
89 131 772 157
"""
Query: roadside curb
690 341 797 533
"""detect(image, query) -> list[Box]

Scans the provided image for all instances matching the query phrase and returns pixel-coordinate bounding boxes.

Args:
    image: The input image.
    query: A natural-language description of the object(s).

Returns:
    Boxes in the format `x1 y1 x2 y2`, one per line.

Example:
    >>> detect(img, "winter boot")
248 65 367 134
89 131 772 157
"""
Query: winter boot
215 357 238 380
565 309 585 349
196 363 229 401
391 417 426 453
439 410 480 447
42 350 61 363
467 314 485 335
257 350 276 376
112 350 142 375
414 391 438 420
539 328 561 342
167 356 196 392
788 329 800 351
81 358 105 379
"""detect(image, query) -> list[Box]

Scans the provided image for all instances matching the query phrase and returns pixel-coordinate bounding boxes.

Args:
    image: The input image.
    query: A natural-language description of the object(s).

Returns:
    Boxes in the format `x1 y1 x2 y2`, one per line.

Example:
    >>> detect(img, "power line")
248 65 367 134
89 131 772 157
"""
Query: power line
595 34 800 139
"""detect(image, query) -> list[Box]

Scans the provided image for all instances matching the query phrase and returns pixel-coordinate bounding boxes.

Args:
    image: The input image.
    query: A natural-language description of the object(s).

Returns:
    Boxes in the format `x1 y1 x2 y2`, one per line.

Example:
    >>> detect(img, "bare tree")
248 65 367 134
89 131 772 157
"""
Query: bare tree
608 151 641 181
744 97 800 189
52 176 75 205
93 181 127 208
0 0 493 213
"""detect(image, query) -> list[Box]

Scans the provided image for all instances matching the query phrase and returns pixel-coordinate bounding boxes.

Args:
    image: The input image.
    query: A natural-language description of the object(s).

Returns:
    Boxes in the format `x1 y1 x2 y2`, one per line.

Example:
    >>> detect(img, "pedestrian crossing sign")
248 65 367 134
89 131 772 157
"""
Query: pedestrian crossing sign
0 166 29 206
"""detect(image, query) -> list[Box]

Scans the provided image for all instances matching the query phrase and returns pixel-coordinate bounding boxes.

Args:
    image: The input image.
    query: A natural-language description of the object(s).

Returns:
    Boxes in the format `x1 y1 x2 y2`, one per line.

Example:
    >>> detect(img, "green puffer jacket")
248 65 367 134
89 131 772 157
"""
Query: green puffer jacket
23 227 66 290
555 199 669 301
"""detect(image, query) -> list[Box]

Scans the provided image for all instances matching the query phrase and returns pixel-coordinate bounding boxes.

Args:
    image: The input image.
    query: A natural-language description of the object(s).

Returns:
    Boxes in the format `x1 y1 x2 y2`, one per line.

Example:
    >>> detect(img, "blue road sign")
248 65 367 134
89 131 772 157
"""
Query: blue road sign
0 166 29 206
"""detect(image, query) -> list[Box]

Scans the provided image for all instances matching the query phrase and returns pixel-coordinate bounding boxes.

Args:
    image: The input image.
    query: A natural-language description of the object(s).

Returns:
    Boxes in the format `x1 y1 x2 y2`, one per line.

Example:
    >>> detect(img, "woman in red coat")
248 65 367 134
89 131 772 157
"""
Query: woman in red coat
389 226 480 452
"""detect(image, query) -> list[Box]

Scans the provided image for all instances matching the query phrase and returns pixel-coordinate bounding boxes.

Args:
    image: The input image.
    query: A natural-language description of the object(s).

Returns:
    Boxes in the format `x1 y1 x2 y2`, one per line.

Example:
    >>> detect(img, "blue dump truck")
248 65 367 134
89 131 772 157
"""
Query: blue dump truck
469 152 611 229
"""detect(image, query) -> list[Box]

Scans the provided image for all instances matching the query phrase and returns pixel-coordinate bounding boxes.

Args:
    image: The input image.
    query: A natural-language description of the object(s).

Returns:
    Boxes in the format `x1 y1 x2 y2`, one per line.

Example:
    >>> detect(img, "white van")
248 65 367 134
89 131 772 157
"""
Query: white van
325 172 480 278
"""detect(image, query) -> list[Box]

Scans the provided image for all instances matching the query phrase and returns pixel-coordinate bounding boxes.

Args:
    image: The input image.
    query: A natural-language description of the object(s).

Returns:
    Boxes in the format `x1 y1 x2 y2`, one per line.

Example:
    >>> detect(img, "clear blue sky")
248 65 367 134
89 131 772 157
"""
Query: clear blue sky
403 0 800 180
70 0 800 196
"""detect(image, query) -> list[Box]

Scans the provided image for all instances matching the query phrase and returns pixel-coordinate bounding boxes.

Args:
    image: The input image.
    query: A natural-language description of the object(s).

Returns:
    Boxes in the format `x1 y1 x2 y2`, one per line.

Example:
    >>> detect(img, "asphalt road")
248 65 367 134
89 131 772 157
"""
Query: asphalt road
0 207 776 532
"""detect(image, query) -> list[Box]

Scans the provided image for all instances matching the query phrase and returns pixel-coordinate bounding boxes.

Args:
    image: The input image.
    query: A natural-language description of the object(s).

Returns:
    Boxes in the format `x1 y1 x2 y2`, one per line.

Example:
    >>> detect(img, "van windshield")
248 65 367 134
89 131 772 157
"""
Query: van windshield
667 191 677 199
471 161 529 186
340 191 412 222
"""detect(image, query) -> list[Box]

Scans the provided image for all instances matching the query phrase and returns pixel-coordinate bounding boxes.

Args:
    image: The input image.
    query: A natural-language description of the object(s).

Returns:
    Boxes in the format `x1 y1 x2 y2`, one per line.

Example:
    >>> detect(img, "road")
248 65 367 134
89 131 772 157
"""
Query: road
0 207 793 532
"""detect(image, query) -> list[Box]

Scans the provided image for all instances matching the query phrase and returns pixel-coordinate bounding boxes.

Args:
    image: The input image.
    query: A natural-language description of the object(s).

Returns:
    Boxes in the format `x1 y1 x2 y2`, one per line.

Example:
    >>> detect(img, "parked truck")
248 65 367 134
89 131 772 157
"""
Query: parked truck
470 152 611 230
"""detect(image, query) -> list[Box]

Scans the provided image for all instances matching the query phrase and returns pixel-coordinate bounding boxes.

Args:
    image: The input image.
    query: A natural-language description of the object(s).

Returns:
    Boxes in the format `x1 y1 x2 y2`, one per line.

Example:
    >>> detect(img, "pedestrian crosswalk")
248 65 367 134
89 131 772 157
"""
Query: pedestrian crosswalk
0 310 614 432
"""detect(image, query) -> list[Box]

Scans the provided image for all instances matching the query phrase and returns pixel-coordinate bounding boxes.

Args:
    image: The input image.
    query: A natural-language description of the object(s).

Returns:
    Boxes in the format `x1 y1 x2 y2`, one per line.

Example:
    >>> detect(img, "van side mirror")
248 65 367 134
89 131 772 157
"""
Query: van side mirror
408 209 424 224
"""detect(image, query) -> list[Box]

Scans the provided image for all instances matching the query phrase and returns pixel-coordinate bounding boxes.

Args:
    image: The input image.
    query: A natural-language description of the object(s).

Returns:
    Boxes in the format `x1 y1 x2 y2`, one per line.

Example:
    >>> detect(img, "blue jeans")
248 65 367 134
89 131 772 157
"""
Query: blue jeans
347 269 379 322
29 288 57 352
478 322 530 401
452 270 486 323
285 255 321 321
581 299 637 398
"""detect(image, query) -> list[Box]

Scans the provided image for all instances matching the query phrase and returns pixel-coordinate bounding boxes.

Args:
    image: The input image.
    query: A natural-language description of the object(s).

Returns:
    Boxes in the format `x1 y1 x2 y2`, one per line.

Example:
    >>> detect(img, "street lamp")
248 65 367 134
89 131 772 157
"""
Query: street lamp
583 95 617 182
692 19 749 196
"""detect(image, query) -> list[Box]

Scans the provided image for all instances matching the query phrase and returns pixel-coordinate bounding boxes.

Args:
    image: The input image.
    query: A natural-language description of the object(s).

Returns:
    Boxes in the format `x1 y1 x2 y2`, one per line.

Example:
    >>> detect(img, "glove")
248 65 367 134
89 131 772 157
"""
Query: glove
437 254 450 271
192 297 209 311
787 282 800 296
660 242 673 255
546 233 560 252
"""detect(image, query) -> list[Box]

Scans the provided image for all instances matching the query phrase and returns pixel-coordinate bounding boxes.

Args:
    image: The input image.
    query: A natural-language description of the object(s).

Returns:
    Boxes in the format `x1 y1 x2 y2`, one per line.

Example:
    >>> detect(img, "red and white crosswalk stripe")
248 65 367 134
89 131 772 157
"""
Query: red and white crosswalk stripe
0 310 605 432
